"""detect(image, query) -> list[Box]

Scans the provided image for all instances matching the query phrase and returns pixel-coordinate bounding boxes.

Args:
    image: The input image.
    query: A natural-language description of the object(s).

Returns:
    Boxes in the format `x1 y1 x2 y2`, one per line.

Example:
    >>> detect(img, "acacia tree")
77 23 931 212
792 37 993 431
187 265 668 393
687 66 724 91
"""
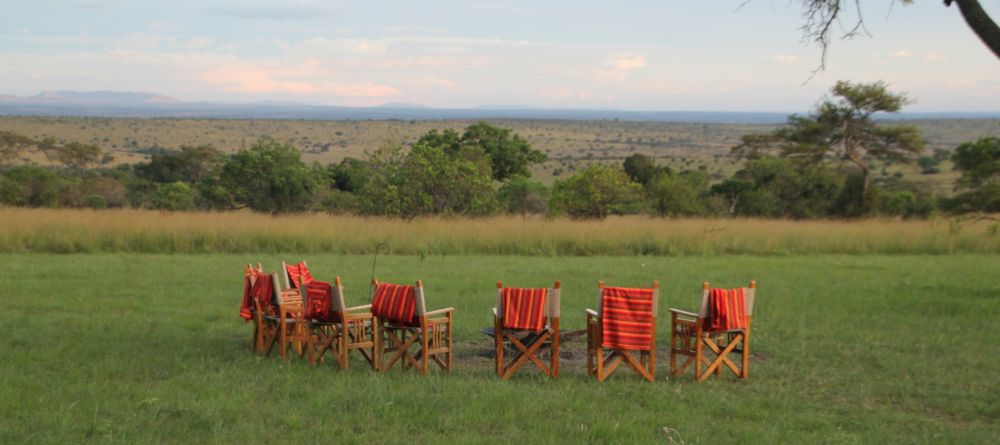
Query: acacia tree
0 130 34 166
789 0 1000 70
734 80 924 212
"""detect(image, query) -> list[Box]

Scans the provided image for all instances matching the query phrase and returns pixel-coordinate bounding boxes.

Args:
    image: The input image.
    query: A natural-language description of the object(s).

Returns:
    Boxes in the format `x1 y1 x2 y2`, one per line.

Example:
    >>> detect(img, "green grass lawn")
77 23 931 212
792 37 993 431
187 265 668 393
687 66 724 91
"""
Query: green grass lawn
2 253 998 444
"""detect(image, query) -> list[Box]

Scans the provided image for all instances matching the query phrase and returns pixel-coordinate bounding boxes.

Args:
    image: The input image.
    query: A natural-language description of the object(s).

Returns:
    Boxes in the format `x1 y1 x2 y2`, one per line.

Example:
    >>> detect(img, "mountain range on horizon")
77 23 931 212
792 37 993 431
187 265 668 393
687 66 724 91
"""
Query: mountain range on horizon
1 90 997 124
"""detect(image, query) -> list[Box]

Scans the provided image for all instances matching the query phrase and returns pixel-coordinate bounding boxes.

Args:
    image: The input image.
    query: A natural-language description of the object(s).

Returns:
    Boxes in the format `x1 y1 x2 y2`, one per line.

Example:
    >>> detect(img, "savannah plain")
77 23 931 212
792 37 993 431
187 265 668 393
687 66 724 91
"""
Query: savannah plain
2 116 999 444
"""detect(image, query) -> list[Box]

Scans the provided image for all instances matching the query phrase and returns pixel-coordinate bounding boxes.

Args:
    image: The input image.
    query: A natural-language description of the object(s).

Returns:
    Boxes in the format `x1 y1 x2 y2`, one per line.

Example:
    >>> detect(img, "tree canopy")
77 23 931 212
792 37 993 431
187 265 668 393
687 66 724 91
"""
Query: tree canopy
734 80 924 212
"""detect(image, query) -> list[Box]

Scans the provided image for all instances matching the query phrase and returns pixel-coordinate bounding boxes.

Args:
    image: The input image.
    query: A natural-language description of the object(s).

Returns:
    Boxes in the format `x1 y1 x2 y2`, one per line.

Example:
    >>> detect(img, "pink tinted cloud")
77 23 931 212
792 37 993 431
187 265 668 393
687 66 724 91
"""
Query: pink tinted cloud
202 64 399 98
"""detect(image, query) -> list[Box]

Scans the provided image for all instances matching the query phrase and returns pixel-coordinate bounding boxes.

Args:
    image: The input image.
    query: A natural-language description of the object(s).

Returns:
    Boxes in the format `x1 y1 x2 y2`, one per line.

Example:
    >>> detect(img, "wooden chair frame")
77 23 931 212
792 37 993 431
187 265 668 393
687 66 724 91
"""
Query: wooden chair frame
276 285 310 361
586 281 659 382
372 279 454 375
243 263 262 352
670 281 756 381
308 277 377 370
493 281 561 380
252 271 282 356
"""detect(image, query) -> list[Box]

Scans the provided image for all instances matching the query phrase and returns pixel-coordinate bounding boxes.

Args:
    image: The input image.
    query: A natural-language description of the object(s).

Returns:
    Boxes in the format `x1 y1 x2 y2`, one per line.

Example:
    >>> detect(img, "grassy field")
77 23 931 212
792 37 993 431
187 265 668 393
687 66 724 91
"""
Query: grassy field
2 208 999 256
2 253 998 444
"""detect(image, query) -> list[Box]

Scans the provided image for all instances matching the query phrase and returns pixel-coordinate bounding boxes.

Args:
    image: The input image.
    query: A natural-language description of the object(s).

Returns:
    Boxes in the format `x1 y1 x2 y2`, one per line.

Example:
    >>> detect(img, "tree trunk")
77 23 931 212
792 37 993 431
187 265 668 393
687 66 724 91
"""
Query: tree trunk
949 0 1000 59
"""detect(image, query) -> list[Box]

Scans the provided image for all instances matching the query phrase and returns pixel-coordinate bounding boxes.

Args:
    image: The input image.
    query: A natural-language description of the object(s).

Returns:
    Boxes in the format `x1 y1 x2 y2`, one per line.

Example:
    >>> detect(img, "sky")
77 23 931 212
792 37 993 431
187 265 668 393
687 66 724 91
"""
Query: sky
2 0 998 112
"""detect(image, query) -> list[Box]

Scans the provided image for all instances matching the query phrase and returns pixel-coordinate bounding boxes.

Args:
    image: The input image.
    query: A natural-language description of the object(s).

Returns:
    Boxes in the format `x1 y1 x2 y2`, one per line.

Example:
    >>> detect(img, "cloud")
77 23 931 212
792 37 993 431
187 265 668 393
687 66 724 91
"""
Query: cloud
610 55 646 71
764 54 797 64
419 77 459 89
211 3 339 21
538 87 594 100
890 50 912 58
202 62 399 98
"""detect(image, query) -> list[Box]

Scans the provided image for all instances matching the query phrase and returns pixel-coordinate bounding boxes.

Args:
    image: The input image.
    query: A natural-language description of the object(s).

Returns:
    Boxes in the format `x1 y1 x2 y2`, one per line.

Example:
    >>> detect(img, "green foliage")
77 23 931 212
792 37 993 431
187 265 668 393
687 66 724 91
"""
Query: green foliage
84 195 107 209
622 153 658 184
219 137 319 214
416 122 546 181
316 189 359 214
718 157 842 218
0 130 34 165
952 136 1000 188
39 139 105 171
733 81 924 216
135 145 222 184
646 170 709 216
917 156 941 174
949 137 1000 213
327 157 369 193
152 182 196 211
358 142 498 218
0 166 61 207
550 164 644 219
498 175 549 216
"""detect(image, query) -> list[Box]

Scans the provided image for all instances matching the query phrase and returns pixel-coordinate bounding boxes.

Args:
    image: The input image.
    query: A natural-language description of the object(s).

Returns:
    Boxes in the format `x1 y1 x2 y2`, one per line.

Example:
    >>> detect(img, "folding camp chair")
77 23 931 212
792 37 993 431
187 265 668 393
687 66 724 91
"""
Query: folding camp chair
240 264 262 351
493 280 561 380
249 271 280 356
282 261 314 290
586 281 659 382
670 281 756 381
307 277 377 370
371 279 454 374
274 284 310 361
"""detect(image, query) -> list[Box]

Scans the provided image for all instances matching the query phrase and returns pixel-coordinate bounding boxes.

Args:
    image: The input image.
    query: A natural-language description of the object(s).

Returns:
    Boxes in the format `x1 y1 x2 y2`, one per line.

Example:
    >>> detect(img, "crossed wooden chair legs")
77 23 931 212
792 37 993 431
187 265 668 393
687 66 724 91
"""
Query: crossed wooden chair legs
495 326 559 380
669 312 751 381
309 317 376 369
377 316 453 374
586 313 655 382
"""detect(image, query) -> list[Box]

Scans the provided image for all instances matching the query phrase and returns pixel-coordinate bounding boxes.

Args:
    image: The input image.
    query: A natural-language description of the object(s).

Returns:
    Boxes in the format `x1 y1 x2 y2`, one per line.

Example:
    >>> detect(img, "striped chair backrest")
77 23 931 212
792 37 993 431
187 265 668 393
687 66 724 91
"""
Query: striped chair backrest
282 261 314 289
496 281 560 331
697 281 756 331
304 280 333 322
598 283 658 351
371 280 425 325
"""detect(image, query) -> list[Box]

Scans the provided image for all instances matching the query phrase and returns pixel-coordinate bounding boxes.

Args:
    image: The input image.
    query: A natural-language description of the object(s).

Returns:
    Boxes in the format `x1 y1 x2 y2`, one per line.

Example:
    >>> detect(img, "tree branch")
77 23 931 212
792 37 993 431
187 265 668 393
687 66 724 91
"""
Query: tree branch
946 0 1000 59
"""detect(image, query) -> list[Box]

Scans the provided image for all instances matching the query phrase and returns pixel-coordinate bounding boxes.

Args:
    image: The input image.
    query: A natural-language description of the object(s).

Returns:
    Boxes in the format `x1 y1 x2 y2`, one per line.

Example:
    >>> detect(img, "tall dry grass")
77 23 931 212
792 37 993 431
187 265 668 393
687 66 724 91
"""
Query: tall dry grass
1 208 997 255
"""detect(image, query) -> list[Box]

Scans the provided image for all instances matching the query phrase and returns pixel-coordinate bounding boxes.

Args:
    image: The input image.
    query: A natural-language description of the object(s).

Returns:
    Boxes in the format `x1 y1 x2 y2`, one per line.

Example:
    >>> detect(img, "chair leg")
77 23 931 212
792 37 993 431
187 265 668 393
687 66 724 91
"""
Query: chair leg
420 325 430 375
495 320 503 377
550 320 560 379
446 313 453 373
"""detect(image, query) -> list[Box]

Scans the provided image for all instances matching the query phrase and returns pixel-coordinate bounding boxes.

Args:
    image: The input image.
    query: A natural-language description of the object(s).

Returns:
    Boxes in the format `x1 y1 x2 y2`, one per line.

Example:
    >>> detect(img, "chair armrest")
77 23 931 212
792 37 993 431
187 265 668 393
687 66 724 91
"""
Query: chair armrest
425 307 455 317
346 304 372 312
585 309 598 317
669 308 698 318
345 311 373 320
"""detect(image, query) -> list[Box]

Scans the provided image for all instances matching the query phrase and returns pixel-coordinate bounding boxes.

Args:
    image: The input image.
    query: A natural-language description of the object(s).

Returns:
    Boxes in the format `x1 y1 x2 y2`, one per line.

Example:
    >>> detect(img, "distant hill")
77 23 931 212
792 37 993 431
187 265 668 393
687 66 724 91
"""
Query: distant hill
0 90 997 124
6 90 181 105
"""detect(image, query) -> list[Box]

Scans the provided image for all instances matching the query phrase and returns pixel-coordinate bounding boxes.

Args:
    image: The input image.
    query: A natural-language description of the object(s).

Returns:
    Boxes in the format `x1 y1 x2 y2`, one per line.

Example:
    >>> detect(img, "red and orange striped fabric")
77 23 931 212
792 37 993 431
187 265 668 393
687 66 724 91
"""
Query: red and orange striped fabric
305 281 334 323
501 287 548 332
371 283 417 326
601 287 655 351
285 262 314 289
239 273 254 320
704 288 747 332
250 273 275 312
